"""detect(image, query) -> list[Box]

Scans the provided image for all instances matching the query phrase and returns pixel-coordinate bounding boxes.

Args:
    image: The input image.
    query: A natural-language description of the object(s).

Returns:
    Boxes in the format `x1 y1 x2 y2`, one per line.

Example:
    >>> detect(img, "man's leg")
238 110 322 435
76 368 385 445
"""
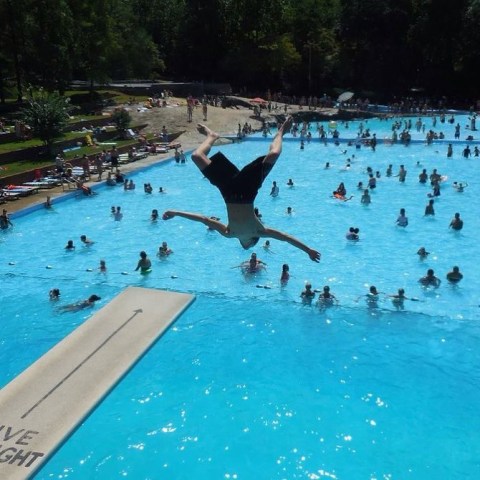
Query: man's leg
191 124 219 171
263 116 293 167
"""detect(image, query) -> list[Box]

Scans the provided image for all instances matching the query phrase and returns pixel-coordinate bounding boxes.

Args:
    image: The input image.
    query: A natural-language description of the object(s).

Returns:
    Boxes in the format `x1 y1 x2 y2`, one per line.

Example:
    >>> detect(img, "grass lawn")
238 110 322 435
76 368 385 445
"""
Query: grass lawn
0 131 90 154
65 89 149 105
0 160 54 177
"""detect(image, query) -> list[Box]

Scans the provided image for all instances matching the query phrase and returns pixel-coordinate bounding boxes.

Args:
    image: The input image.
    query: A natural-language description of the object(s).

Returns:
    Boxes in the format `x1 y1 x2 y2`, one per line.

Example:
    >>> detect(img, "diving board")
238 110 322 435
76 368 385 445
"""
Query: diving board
0 287 195 480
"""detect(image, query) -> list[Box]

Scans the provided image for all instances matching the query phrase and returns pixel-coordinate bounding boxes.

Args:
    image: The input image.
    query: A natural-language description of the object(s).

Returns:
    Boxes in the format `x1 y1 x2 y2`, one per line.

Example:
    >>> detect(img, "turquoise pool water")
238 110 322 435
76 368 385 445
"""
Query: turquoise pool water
2 114 480 478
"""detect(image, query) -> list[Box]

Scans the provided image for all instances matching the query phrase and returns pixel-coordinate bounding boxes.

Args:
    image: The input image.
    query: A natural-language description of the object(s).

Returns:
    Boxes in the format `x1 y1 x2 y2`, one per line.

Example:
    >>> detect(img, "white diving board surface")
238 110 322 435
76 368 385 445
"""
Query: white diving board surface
0 287 195 480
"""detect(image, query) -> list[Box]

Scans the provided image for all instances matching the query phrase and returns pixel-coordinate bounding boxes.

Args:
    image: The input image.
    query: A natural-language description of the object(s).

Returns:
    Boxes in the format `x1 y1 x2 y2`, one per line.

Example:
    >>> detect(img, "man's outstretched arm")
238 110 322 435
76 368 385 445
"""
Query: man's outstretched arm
163 210 229 235
262 226 320 262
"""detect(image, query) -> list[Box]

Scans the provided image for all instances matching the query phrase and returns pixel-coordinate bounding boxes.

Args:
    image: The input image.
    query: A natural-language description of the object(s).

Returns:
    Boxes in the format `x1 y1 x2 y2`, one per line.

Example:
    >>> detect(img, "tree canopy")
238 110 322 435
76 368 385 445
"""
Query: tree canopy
21 88 72 153
1 0 479 101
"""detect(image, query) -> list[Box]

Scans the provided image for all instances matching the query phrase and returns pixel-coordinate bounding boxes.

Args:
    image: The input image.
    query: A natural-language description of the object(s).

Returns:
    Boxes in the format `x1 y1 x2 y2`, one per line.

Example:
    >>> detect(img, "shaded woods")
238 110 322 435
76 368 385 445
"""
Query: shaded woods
1 0 480 101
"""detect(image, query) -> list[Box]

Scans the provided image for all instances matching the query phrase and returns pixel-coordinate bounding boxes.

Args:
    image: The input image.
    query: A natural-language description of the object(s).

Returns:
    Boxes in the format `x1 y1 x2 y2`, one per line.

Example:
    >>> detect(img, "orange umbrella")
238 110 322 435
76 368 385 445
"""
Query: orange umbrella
250 97 267 104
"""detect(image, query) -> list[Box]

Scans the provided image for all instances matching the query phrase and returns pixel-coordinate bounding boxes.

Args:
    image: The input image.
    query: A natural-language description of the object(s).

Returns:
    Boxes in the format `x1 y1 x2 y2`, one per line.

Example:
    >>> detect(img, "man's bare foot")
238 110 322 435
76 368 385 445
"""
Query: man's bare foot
280 116 293 133
197 123 219 140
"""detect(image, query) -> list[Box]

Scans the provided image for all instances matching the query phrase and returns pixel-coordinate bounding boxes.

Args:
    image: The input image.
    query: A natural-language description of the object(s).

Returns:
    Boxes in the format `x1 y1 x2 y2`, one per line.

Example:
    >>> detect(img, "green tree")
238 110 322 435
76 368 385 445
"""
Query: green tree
111 108 132 138
21 0 74 92
176 0 228 80
221 0 300 90
337 0 413 96
22 89 71 154
407 0 467 95
290 0 340 93
457 0 480 95
67 0 117 89
0 0 29 101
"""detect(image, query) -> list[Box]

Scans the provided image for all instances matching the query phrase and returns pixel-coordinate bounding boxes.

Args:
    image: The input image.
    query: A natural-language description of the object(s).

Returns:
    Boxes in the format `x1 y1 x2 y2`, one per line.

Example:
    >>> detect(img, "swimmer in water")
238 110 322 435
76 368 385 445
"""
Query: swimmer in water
419 268 441 287
301 282 315 304
356 285 381 308
162 119 320 262
99 260 107 272
388 288 407 310
317 285 338 308
135 251 152 273
49 288 60 300
151 209 159 221
157 241 173 257
417 247 430 259
241 252 266 273
449 212 463 231
453 182 468 192
361 189 371 205
280 263 290 285
65 240 75 250
335 182 347 197
58 294 101 312
114 206 123 221
270 180 279 197
446 266 463 283
396 208 408 227
424 199 435 216
80 234 94 246
346 227 359 240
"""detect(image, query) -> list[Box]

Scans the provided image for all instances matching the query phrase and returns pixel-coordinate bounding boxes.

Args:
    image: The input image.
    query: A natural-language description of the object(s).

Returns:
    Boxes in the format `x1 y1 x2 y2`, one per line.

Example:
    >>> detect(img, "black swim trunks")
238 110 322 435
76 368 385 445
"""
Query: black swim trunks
202 152 272 203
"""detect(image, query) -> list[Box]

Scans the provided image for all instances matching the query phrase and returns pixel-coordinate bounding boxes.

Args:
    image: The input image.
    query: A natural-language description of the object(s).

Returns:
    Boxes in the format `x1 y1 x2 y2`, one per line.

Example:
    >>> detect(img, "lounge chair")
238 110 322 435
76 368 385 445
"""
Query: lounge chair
118 153 130 164
0 190 21 201
23 180 58 189
1 185 39 196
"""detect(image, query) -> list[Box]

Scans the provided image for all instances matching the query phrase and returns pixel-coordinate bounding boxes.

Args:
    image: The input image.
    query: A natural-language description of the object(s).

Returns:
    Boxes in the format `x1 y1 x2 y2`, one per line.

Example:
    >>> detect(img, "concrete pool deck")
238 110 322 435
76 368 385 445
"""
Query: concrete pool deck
0 287 195 480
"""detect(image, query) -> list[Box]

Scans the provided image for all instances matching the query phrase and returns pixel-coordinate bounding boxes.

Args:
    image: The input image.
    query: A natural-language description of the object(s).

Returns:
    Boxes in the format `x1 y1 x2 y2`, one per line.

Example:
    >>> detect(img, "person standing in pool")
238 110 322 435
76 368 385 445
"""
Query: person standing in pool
449 212 463 231
396 208 408 227
419 268 441 287
300 282 315 304
389 288 407 310
0 209 13 229
162 118 320 262
424 199 435 216
446 266 463 283
397 165 407 182
280 263 290 285
135 251 152 273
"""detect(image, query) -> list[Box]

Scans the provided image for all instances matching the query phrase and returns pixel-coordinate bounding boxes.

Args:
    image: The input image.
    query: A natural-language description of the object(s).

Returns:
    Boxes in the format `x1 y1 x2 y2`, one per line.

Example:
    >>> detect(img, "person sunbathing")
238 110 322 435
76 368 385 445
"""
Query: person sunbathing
162 118 320 262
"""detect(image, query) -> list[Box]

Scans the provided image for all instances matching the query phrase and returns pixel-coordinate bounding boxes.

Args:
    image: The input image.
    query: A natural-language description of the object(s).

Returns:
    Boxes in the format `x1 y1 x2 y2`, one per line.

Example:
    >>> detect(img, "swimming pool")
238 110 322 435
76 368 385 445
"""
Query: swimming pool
2 114 480 478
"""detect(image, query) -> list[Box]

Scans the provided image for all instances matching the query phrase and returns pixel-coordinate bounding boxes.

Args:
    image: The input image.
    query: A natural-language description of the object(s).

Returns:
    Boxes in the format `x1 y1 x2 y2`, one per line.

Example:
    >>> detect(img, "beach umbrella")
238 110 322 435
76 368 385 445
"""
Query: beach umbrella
337 91 354 102
250 97 268 104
